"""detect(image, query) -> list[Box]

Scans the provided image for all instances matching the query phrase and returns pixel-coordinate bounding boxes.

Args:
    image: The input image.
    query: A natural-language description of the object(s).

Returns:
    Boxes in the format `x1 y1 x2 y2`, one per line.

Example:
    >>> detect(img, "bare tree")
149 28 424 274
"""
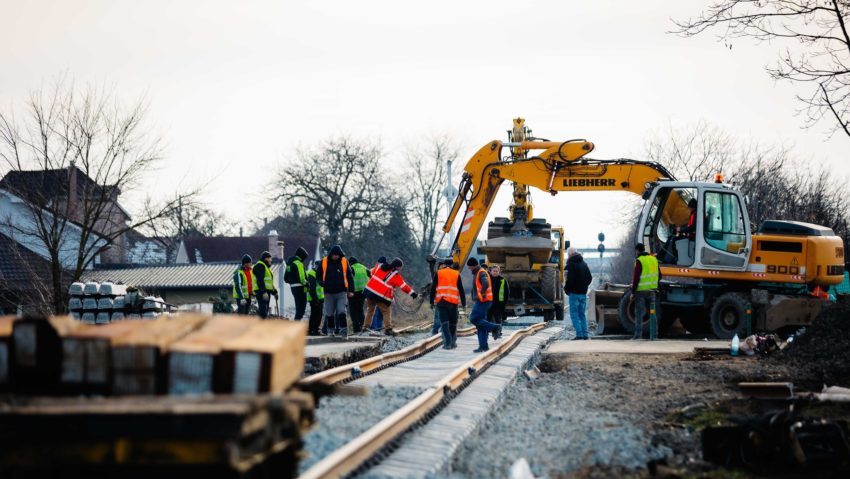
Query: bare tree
146 194 236 240
672 1 850 139
403 134 461 257
0 79 200 313
271 137 384 245
645 120 735 181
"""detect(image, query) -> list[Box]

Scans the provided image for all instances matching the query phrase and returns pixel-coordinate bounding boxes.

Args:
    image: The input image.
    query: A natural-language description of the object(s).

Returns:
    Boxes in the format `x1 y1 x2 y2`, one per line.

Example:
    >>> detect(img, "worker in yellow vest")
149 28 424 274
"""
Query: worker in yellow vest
232 254 256 315
488 264 510 339
253 251 278 319
631 243 661 340
306 266 324 336
349 257 371 333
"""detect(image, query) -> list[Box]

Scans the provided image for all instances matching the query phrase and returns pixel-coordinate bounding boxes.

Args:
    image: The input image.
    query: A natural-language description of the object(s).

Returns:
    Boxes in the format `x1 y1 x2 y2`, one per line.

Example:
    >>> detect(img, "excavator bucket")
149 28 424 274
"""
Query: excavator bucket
588 282 628 334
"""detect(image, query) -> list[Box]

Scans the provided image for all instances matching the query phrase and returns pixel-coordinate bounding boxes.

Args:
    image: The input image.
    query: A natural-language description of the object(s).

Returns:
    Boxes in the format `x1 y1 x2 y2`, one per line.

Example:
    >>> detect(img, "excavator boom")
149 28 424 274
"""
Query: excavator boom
438 139 675 266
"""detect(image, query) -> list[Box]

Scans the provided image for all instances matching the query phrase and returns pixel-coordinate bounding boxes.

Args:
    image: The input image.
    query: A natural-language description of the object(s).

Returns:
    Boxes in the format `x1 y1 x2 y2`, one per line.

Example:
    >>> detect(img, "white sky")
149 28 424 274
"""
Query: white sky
1 0 846 249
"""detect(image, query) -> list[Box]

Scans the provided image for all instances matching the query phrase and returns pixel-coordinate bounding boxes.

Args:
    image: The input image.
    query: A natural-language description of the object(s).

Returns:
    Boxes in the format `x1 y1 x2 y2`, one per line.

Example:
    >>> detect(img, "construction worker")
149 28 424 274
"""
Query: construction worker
488 264 510 338
306 265 324 336
631 243 661 340
316 245 354 337
368 256 387 331
467 257 500 352
430 259 465 349
232 254 255 315
564 247 593 340
678 198 698 240
349 257 371 333
253 251 278 319
364 258 418 336
430 261 447 335
286 247 310 320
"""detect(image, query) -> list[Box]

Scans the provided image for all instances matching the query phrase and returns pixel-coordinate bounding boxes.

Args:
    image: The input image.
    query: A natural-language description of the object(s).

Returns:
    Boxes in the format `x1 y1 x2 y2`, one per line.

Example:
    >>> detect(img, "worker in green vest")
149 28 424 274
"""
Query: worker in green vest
232 254 255 315
253 251 278 319
349 257 371 333
488 264 510 339
630 243 661 340
306 265 325 335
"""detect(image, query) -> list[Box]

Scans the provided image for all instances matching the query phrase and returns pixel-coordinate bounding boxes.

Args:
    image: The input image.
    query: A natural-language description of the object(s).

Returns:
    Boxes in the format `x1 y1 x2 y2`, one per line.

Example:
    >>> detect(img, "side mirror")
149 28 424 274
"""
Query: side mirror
564 240 571 248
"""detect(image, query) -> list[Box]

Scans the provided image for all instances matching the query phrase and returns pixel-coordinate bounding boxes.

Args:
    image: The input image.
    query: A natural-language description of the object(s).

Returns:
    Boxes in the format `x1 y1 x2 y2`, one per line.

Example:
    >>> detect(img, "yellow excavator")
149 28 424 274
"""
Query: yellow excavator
431 119 846 338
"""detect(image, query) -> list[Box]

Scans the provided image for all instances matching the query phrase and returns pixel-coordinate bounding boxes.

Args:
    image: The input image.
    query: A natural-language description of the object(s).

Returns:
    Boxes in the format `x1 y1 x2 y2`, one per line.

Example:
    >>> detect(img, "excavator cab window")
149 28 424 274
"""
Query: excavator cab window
701 191 748 268
642 186 696 266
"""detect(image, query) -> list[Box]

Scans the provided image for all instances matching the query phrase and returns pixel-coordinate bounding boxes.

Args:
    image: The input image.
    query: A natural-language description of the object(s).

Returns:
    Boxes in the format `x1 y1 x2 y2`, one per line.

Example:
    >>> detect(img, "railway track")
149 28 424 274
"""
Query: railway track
299 321 561 479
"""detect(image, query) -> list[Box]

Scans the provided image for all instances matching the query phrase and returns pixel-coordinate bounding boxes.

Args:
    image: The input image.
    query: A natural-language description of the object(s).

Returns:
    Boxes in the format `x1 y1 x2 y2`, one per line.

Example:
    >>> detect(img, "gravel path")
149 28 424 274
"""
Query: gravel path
300 385 424 473
450 352 786 478
379 332 432 353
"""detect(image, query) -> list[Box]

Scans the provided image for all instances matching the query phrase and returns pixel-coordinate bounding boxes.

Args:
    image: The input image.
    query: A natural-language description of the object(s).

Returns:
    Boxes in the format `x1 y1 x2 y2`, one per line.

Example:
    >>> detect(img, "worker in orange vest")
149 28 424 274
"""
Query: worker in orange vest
466 257 500 352
364 258 418 336
430 259 466 349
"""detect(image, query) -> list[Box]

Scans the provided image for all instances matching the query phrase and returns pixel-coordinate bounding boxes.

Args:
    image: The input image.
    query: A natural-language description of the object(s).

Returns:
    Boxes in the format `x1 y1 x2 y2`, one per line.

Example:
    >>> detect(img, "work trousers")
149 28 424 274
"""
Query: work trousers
568 293 589 339
291 285 307 320
256 293 271 319
365 298 393 331
632 291 656 339
323 292 349 334
437 303 458 348
488 301 507 325
236 297 251 315
431 307 441 335
349 291 366 332
308 300 323 335
469 301 497 351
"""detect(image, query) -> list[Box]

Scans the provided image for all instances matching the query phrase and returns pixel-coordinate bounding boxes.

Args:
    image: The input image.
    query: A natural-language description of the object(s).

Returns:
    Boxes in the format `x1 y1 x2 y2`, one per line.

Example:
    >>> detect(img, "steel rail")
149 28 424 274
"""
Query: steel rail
299 322 546 479
301 326 477 386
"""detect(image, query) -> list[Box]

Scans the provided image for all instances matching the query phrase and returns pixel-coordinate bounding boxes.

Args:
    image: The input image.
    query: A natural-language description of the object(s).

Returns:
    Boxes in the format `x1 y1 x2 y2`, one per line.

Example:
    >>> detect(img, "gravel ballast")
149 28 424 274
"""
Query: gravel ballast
300 385 424 473
450 351 787 478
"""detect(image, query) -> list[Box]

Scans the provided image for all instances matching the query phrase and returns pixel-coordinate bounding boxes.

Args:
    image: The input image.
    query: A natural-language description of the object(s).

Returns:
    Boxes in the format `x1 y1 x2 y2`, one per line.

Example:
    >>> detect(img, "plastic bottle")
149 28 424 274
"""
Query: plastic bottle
731 333 740 356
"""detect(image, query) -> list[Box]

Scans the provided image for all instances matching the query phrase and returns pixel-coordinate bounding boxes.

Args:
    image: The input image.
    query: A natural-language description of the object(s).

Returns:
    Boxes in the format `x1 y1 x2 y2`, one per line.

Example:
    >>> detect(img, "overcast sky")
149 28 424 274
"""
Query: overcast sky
1 0 846 249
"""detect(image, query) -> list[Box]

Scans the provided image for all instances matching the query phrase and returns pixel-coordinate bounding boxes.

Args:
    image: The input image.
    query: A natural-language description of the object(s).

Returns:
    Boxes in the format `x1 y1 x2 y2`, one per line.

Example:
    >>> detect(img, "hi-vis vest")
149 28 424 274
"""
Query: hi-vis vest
232 267 255 299
365 267 403 301
435 268 461 305
306 269 324 301
255 260 275 290
636 254 660 291
474 269 493 302
322 256 349 289
496 277 507 302
352 263 369 292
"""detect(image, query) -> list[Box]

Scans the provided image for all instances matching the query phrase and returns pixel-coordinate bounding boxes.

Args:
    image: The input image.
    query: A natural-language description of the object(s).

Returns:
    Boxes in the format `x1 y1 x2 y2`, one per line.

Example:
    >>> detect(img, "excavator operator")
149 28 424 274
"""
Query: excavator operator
677 199 698 240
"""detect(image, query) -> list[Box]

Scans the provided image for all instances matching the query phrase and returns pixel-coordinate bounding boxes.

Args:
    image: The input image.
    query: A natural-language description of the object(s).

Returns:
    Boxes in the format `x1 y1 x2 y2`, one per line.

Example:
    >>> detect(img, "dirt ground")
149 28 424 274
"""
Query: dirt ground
452 347 850 479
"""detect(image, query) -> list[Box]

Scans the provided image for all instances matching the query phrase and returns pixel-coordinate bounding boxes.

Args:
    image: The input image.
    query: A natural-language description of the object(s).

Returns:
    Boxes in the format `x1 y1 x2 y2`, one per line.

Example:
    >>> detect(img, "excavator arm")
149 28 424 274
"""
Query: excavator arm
434 139 676 266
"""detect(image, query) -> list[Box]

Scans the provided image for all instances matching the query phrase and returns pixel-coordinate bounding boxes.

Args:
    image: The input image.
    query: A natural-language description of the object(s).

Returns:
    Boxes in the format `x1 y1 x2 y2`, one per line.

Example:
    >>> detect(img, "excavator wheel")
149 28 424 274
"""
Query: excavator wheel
617 290 674 335
709 292 748 339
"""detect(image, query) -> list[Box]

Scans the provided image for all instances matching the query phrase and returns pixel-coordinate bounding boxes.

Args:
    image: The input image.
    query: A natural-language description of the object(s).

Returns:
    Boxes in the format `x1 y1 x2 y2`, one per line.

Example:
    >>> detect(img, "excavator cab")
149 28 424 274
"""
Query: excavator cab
637 182 751 271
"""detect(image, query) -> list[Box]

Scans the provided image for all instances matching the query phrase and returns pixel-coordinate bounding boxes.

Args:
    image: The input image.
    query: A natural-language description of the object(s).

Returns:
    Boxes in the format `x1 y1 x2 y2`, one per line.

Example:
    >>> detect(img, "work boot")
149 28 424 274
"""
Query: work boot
336 314 348 338
472 347 488 353
384 329 397 337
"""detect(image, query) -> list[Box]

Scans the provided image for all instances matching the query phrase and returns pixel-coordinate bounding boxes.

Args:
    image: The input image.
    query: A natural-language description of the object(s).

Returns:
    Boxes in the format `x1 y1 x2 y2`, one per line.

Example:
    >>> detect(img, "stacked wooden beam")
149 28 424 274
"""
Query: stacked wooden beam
167 314 256 395
11 315 85 394
223 320 307 394
60 320 151 394
111 314 209 394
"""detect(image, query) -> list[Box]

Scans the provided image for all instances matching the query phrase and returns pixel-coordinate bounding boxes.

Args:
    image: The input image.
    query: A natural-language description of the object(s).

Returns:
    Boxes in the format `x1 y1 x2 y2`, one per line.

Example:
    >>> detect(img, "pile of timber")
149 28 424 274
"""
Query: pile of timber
0 313 313 478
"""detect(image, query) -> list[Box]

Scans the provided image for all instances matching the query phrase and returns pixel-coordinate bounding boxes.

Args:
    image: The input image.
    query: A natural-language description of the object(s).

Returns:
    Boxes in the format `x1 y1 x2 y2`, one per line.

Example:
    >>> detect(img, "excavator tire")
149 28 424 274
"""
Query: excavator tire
709 292 748 339
541 266 558 302
617 290 673 335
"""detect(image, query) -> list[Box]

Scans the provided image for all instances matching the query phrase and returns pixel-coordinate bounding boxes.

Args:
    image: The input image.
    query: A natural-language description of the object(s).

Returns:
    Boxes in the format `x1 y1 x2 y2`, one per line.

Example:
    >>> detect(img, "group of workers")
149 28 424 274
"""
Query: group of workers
231 245 417 337
232 240 663 348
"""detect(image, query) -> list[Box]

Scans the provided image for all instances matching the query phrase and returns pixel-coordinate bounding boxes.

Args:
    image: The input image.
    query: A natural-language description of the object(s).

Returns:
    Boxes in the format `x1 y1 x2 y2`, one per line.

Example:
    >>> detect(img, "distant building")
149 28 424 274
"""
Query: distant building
175 231 322 266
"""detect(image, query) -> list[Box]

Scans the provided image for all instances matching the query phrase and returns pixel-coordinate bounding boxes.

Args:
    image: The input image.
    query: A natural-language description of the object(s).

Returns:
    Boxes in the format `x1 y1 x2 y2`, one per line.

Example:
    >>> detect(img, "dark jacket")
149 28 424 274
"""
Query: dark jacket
429 268 467 308
564 254 592 295
316 245 355 295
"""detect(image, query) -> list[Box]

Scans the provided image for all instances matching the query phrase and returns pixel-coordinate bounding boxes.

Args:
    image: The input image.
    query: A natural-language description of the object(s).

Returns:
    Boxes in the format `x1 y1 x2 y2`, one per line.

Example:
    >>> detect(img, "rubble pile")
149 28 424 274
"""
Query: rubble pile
778 302 850 387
